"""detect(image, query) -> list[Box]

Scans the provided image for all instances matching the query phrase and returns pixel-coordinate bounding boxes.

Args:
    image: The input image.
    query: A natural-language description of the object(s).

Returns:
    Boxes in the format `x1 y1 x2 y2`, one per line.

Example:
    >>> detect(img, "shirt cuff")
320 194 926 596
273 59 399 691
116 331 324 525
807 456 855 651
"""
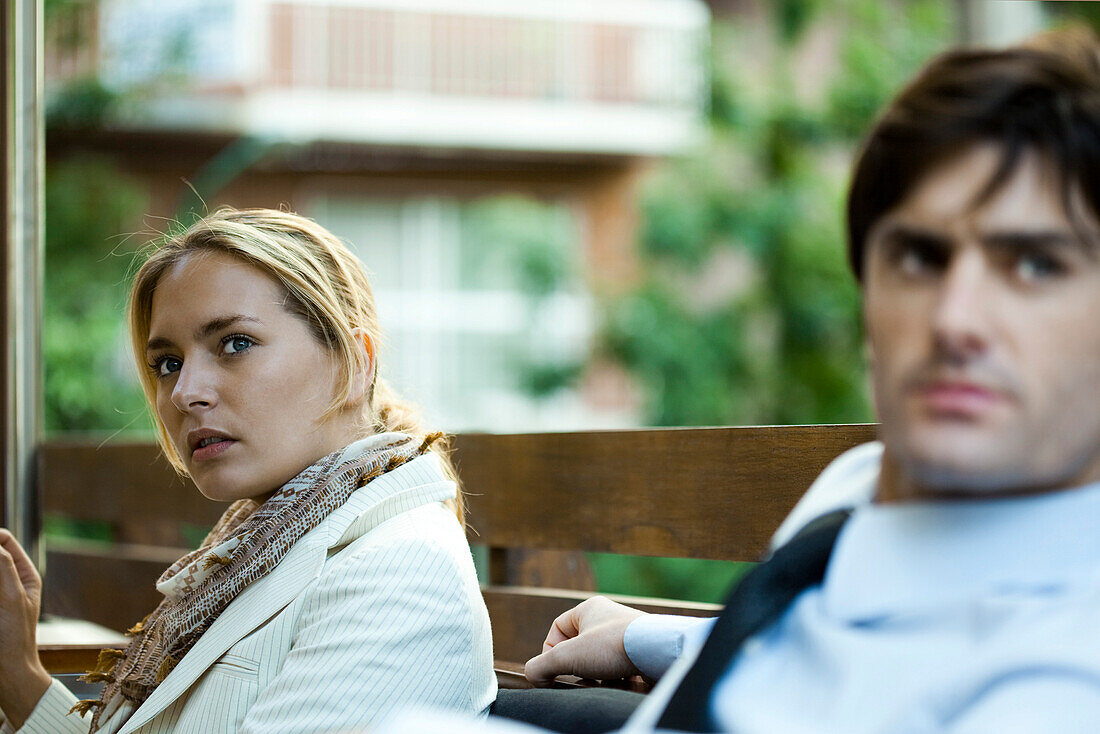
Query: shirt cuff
13 679 83 734
623 614 716 680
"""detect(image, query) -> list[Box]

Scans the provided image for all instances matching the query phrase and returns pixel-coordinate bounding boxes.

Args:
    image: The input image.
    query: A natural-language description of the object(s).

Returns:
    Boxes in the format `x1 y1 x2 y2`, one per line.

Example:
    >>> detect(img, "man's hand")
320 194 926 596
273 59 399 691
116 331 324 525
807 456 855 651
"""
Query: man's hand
524 596 646 686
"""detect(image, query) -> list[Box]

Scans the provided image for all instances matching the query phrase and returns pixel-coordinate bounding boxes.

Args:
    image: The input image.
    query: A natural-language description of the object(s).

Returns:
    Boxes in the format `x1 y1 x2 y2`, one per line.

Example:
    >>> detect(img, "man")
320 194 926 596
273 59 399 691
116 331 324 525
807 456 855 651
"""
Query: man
388 26 1100 734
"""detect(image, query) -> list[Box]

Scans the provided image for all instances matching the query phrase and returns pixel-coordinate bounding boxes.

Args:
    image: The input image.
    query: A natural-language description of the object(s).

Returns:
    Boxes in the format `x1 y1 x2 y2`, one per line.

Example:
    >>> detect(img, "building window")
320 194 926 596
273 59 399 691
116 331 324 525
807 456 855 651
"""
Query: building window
308 192 627 432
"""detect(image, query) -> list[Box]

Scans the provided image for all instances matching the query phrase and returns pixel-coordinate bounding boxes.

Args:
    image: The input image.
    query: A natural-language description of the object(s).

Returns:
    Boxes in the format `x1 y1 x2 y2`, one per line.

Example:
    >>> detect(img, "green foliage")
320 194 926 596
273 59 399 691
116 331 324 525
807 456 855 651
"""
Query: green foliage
46 76 119 129
45 1 118 129
463 195 578 296
588 553 753 605
41 515 113 544
603 0 952 429
521 362 585 399
45 0 94 25
463 196 586 396
641 172 716 266
1045 2 1100 30
776 0 823 45
44 156 152 435
826 0 952 137
605 283 757 425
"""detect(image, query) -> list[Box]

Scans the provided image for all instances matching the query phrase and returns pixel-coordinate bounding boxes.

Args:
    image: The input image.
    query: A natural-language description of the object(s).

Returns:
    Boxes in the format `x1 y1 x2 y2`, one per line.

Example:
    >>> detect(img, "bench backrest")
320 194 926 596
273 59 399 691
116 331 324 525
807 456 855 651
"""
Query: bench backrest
37 424 876 675
454 424 875 669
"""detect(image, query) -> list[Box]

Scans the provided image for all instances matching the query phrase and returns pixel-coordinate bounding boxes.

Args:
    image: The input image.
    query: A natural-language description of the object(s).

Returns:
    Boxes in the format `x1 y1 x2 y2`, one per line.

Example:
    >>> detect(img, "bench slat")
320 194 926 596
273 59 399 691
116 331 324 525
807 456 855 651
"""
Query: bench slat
40 443 217 546
43 426 876 560
457 424 875 561
40 644 104 675
43 545 173 632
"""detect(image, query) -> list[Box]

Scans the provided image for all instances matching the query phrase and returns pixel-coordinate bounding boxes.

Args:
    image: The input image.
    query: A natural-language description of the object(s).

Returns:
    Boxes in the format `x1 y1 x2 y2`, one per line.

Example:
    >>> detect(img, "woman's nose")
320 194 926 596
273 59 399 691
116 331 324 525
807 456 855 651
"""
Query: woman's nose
170 361 218 413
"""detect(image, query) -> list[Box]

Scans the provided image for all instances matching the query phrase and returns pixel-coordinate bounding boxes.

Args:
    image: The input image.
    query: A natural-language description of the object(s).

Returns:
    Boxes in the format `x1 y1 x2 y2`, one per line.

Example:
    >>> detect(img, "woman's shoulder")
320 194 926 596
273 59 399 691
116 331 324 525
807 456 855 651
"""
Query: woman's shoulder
326 502 474 582
350 502 467 555
322 452 459 546
304 503 486 629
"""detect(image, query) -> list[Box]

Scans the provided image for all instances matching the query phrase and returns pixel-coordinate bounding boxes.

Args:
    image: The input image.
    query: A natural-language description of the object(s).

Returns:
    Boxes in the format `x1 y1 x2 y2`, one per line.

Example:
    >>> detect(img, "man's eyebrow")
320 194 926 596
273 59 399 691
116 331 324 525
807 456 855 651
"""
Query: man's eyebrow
146 315 262 353
983 230 1098 257
874 223 951 247
877 223 1100 258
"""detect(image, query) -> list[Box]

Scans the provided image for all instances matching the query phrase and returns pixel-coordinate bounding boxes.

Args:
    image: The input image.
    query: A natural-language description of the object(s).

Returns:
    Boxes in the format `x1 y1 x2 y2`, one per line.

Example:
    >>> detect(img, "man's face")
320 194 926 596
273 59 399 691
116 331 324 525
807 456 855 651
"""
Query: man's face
863 143 1100 501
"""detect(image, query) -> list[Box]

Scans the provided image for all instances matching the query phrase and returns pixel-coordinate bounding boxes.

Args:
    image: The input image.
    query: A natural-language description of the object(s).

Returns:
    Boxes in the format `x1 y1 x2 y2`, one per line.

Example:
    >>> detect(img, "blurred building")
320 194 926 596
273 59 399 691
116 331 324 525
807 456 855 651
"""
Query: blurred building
46 0 709 432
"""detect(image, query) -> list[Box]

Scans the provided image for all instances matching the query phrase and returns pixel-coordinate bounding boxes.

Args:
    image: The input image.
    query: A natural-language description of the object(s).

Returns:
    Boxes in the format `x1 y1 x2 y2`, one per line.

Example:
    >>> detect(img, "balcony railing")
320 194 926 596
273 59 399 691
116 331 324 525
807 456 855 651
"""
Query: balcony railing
58 0 710 155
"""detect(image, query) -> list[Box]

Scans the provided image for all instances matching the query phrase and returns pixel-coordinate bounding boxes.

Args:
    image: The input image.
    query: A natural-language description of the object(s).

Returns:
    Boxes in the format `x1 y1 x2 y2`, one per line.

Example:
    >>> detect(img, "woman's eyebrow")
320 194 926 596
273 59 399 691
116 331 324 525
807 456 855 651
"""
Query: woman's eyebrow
146 315 262 353
145 335 173 354
195 314 262 340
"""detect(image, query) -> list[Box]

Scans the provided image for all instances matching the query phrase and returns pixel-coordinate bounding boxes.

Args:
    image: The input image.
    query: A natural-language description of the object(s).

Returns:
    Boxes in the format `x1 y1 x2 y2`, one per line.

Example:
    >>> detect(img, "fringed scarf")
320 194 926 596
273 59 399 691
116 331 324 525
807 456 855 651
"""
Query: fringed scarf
72 431 442 732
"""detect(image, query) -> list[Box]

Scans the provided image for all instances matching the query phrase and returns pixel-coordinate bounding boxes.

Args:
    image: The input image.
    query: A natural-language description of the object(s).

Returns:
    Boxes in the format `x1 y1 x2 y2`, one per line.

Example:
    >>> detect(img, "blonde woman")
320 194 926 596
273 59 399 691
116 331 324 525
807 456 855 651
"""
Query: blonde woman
0 208 495 733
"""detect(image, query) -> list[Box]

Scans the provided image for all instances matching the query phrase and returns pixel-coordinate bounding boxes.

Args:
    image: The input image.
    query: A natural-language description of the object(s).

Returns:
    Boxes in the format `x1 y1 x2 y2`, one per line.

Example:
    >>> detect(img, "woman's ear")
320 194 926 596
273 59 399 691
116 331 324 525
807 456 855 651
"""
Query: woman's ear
345 327 377 409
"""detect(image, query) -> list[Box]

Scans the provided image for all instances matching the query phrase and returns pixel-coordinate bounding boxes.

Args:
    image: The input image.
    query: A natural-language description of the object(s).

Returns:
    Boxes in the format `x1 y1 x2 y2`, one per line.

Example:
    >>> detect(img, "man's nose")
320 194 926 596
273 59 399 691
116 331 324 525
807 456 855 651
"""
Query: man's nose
170 361 218 413
930 251 992 360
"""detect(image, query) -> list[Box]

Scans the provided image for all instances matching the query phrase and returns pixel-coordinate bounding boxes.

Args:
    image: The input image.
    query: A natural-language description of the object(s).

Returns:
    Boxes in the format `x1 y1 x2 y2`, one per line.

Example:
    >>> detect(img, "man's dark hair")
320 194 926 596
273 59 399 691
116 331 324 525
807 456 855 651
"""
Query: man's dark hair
847 26 1100 280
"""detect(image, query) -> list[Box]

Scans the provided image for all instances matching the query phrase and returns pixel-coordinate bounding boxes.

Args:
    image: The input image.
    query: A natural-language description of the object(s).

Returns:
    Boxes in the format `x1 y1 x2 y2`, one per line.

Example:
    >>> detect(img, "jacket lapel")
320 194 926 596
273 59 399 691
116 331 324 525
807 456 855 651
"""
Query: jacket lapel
117 534 326 733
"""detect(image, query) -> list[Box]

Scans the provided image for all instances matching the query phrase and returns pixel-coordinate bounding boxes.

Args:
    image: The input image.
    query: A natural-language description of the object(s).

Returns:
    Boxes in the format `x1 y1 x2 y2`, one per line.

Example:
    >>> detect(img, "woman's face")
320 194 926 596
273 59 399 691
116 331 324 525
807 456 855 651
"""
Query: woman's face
145 250 360 503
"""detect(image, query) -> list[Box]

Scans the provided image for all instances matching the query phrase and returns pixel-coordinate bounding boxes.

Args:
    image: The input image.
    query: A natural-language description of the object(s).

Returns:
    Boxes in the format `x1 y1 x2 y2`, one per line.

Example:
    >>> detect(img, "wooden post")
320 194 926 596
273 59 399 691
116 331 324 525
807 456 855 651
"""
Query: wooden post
1 0 9 531
3 0 44 561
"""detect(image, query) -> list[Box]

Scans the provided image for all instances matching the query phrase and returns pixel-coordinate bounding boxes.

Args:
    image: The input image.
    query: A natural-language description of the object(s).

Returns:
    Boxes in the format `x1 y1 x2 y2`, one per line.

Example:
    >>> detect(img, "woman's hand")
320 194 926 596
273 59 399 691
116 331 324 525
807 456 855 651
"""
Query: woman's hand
0 529 53 728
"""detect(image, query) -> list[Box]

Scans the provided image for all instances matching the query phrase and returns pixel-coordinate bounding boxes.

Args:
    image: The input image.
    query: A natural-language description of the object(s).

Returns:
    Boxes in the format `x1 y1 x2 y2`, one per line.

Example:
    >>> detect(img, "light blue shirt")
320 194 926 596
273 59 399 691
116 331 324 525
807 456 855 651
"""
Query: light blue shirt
624 449 1100 733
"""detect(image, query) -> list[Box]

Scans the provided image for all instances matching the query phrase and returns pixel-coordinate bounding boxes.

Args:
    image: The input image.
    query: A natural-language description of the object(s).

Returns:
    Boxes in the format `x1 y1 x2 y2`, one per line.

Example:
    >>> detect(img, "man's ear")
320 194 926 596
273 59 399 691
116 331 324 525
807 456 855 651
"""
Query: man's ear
863 338 876 385
344 327 377 409
861 299 875 371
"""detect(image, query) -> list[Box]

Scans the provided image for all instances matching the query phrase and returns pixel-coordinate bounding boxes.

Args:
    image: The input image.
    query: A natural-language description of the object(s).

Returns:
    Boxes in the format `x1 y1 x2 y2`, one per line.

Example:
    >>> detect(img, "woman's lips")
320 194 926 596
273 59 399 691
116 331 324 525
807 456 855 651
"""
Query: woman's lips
192 438 237 461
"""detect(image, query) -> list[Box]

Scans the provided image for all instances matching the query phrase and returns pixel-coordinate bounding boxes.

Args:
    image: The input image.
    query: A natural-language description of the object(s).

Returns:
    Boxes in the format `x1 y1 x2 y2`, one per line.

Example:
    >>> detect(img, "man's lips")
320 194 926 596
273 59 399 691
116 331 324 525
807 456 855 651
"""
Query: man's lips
914 381 1007 416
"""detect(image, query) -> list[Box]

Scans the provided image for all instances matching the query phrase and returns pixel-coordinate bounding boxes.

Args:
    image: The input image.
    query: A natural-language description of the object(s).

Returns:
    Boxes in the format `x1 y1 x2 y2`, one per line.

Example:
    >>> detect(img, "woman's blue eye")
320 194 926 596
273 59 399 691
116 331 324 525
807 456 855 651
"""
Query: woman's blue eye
154 357 182 377
223 336 254 355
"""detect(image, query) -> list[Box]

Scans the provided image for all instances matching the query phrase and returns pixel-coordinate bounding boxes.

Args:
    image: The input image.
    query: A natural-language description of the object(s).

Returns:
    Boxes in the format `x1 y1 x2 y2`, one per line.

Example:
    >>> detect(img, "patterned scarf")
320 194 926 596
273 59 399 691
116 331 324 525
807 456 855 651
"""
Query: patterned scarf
72 431 441 732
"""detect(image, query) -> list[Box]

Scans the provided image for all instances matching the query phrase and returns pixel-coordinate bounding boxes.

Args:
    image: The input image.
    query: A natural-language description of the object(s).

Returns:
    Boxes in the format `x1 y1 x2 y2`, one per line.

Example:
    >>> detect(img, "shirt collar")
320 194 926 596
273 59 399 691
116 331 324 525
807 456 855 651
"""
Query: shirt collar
823 480 1100 622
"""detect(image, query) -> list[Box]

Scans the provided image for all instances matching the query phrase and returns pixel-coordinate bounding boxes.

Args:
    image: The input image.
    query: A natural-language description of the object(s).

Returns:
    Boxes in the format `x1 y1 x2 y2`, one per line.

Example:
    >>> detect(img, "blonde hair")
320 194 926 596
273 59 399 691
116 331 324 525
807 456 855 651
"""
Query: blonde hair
128 207 463 522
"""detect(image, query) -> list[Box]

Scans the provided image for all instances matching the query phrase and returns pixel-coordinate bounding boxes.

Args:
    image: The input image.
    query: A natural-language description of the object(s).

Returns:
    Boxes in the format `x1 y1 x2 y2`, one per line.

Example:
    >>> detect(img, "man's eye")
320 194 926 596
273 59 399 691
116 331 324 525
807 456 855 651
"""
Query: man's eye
896 243 946 275
222 336 254 355
1014 252 1064 282
152 357 182 377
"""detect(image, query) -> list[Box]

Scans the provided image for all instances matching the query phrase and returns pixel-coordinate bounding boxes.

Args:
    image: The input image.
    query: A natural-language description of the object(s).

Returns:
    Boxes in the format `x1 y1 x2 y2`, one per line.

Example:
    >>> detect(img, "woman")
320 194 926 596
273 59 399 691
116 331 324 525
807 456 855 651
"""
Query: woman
0 208 496 733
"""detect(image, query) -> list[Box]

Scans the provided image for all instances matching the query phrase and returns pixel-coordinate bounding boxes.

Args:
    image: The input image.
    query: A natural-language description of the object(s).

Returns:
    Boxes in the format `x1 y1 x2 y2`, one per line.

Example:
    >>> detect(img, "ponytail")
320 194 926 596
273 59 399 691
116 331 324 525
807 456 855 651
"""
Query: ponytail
371 377 464 524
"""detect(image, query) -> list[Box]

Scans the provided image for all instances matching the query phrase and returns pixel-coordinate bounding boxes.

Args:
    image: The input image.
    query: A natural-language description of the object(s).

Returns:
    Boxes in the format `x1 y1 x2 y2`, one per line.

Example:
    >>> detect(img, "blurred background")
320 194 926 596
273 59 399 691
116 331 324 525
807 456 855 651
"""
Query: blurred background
41 0 1100 600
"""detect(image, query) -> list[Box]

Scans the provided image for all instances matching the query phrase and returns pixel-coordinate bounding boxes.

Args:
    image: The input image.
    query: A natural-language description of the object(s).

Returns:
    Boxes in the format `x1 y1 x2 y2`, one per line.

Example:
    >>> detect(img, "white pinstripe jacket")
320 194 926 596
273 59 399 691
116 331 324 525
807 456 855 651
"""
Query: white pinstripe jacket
5 453 496 734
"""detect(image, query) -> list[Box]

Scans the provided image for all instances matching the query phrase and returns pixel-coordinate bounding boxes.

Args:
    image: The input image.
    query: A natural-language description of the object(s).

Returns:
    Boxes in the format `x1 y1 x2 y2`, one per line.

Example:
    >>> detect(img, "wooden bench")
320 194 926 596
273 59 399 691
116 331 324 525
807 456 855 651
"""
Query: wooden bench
36 424 876 689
